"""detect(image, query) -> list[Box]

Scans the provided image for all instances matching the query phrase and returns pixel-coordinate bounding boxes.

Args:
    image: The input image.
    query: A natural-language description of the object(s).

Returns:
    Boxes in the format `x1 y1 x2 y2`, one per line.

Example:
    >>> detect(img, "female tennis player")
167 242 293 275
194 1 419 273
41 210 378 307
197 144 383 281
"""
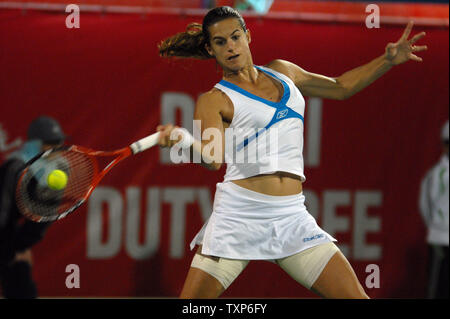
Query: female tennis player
156 6 427 298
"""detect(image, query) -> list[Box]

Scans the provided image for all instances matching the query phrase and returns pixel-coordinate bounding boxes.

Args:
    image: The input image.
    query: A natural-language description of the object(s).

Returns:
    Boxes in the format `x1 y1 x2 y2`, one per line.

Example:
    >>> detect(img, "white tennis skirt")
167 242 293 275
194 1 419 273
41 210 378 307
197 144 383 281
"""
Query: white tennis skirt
190 181 336 260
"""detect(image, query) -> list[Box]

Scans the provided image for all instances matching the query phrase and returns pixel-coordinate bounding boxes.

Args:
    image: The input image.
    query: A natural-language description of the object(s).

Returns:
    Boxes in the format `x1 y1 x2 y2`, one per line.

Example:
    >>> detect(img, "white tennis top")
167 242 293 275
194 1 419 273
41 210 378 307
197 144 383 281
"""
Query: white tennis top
214 65 306 182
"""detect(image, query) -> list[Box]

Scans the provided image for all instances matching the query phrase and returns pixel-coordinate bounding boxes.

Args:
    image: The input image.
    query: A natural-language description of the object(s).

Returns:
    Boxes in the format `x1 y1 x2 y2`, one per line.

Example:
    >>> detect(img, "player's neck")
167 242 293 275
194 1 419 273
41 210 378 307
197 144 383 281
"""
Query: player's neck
223 63 259 85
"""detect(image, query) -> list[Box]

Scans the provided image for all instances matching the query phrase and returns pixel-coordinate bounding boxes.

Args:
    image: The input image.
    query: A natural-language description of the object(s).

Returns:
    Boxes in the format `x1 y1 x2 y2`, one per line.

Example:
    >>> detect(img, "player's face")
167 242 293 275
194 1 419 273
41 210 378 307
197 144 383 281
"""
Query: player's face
205 18 251 72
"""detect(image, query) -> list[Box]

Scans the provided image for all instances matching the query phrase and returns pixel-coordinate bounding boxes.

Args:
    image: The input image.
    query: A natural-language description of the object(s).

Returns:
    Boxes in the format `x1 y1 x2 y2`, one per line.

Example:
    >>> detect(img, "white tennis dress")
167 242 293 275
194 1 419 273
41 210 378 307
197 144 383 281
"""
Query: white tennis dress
190 65 336 259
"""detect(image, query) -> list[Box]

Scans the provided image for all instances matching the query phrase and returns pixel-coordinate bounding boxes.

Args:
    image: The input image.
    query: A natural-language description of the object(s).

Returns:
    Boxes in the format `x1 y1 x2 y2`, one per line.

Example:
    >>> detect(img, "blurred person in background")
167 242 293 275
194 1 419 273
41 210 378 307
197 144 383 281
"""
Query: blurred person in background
202 0 217 9
419 119 449 299
0 116 66 298
234 0 273 14
206 0 273 13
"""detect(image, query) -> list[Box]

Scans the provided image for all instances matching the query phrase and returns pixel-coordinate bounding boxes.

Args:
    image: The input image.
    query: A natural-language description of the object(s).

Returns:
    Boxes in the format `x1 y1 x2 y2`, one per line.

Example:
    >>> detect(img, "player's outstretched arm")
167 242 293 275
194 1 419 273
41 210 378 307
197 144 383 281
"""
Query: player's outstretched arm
269 21 427 100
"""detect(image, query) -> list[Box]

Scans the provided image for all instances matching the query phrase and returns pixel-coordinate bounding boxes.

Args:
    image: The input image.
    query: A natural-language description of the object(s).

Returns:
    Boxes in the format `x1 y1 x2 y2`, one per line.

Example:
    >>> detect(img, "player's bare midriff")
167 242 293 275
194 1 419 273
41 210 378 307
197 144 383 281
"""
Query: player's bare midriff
232 172 302 196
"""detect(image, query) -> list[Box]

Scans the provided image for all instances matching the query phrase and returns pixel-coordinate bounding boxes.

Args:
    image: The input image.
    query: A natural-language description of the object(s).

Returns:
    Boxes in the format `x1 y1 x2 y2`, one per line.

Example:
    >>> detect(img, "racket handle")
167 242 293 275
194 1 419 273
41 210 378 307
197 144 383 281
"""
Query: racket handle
130 132 161 154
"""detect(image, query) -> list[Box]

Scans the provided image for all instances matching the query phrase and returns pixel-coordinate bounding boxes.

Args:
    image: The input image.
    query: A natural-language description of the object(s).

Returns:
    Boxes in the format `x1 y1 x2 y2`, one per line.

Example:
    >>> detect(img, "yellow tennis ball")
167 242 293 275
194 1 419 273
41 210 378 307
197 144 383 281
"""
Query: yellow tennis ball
47 169 68 190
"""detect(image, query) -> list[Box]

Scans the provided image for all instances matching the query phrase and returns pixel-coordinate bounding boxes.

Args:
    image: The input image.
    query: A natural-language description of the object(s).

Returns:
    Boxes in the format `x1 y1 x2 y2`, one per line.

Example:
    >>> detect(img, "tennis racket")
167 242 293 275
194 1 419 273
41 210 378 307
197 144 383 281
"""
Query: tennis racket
15 132 161 223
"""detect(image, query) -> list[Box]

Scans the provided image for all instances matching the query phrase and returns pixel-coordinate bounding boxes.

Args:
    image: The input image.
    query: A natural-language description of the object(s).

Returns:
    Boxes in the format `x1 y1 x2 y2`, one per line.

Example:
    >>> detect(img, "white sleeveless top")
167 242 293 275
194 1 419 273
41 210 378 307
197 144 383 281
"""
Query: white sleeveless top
214 65 306 182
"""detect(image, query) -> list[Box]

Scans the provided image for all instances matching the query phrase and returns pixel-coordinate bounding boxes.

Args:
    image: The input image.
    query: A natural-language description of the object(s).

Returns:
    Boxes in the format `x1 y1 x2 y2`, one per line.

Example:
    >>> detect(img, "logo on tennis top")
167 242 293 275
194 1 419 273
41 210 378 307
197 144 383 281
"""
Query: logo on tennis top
276 109 288 119
302 234 324 242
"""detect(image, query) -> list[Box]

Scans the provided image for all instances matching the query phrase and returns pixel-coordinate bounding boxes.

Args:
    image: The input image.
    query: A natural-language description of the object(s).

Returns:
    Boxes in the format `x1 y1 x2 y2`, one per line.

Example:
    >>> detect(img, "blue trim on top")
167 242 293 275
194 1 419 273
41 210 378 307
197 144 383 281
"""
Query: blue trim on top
219 65 303 152
237 128 265 152
218 65 290 108
236 107 304 152
254 65 291 105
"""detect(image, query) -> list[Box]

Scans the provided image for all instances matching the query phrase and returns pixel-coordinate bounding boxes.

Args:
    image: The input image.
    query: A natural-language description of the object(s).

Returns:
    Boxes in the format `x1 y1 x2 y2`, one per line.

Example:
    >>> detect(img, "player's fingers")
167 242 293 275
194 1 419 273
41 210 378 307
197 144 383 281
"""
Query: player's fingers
400 21 414 41
410 53 423 62
157 124 172 146
168 126 183 146
168 125 182 146
158 125 184 147
409 32 426 44
163 133 171 147
157 132 167 146
412 45 428 52
162 125 173 137
170 125 180 146
157 124 172 135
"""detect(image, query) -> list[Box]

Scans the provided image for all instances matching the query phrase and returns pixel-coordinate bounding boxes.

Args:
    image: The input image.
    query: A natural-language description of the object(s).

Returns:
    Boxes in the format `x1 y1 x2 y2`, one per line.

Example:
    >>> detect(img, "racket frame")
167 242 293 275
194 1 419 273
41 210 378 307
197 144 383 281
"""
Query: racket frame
16 132 160 222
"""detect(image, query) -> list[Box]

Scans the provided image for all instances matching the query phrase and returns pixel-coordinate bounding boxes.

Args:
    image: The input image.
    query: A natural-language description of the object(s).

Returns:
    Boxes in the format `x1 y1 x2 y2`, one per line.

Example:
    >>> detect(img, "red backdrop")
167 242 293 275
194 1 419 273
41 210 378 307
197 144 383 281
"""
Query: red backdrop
0 8 448 298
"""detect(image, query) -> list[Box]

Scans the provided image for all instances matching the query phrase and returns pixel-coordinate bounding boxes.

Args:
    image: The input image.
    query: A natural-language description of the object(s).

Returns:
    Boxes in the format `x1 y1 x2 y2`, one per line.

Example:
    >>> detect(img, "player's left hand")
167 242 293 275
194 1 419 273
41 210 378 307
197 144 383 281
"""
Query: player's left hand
384 21 428 66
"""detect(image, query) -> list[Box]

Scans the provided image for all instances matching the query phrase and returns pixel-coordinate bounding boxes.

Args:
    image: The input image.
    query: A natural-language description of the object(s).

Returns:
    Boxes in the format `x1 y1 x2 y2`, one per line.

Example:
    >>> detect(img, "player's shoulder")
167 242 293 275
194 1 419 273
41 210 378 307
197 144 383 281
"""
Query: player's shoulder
197 87 232 110
201 87 229 99
264 59 298 82
265 59 292 70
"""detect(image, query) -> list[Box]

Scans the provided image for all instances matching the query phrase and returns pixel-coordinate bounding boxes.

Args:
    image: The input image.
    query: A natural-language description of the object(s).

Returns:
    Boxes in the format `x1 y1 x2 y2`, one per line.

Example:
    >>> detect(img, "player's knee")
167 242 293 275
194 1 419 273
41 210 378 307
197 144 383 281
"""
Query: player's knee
179 268 224 299
333 280 369 299
345 288 370 299
353 283 370 299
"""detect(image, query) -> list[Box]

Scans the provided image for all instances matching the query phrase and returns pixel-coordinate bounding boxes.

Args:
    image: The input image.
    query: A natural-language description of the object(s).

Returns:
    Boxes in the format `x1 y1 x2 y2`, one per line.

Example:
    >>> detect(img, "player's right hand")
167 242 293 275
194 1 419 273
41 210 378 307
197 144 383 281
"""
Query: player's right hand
156 124 182 148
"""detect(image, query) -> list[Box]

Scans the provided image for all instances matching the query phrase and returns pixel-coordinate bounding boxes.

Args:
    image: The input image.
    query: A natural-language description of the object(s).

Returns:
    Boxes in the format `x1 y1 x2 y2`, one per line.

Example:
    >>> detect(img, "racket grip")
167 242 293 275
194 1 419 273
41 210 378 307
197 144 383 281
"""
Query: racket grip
130 132 161 154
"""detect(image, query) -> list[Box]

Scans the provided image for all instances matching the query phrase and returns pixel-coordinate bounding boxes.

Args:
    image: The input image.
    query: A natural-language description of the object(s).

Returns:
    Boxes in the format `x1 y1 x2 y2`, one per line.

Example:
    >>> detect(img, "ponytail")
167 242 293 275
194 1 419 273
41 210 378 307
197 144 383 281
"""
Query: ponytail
158 23 212 60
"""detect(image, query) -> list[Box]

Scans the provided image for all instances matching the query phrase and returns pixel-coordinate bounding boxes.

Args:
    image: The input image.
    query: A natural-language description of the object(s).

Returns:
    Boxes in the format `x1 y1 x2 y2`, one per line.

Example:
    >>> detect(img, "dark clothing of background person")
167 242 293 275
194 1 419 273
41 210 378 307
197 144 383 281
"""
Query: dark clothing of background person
0 158 52 298
0 116 66 298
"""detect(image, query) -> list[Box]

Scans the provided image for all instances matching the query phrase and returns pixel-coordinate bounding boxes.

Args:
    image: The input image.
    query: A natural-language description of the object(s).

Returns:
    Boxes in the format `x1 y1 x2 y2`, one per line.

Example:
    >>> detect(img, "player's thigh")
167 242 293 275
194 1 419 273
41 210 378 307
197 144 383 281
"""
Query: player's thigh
276 242 368 299
311 249 369 299
180 247 249 299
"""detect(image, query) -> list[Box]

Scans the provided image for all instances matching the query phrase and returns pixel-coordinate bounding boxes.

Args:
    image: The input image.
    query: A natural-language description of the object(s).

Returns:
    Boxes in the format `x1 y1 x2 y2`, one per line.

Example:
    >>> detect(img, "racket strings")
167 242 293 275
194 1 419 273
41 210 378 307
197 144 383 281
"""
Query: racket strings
16 149 97 221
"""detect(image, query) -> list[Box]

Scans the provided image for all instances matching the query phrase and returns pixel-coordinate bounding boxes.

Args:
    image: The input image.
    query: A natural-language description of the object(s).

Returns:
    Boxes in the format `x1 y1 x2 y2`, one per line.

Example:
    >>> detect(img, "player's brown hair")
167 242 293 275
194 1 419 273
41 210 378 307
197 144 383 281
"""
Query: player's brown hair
158 6 247 60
